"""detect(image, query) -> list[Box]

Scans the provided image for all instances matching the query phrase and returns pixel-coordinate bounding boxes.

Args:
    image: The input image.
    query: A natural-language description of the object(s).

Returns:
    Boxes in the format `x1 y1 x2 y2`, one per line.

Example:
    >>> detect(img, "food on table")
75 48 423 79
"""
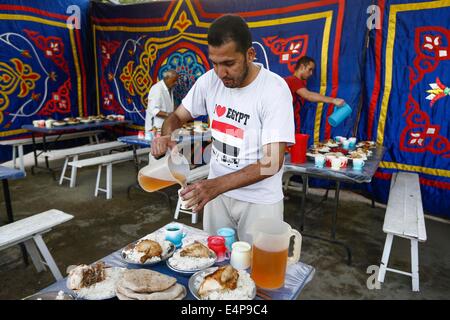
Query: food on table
198 265 239 298
66 261 107 290
52 121 66 126
180 241 210 258
134 239 163 263
356 141 376 149
66 262 124 299
115 269 186 300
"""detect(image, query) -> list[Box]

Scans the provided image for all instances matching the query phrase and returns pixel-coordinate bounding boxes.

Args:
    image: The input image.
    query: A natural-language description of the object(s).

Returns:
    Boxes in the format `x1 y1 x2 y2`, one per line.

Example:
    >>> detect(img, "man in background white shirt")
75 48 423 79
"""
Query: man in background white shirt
145 70 179 131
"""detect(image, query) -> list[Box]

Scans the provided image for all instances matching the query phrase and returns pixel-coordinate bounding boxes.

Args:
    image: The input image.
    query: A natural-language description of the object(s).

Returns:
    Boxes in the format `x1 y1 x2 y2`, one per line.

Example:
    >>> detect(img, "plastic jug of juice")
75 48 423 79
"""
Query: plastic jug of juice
138 151 189 192
250 218 302 289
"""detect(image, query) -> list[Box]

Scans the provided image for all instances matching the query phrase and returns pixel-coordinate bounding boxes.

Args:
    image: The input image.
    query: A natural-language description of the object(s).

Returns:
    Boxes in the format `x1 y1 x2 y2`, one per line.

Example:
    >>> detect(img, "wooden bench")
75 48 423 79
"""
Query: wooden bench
0 209 73 281
41 141 128 188
378 172 427 292
69 147 151 199
173 163 210 224
0 130 104 173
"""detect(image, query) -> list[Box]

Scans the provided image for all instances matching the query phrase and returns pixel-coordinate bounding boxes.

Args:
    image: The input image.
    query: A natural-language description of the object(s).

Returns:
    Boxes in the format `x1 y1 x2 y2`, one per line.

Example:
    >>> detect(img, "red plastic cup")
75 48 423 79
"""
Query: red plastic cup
290 134 309 164
207 236 229 262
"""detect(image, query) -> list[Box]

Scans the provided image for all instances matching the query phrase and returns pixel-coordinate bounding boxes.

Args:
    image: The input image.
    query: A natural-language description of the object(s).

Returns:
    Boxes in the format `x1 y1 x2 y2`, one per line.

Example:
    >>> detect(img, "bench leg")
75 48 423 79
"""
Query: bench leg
12 145 17 169
174 198 181 220
106 163 112 199
33 234 63 281
18 145 25 175
95 165 102 197
411 239 419 292
69 155 78 188
59 157 70 185
24 239 46 272
378 233 394 284
94 134 100 144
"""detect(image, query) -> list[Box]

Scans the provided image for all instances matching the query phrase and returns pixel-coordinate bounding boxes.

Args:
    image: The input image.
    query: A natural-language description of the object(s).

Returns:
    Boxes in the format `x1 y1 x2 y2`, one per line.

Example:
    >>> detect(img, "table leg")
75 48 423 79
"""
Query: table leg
3 179 13 223
331 180 340 240
2 179 29 265
31 132 38 173
299 174 308 231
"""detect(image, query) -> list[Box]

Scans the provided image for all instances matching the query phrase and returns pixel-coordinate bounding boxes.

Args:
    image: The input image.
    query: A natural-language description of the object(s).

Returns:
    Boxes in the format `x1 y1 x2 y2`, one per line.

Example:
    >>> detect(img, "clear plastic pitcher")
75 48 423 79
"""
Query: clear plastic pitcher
138 151 190 192
250 218 302 289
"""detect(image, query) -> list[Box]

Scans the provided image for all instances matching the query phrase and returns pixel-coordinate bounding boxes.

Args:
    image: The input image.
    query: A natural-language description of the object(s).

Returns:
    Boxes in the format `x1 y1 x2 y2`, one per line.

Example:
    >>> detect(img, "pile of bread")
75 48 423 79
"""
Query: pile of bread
115 269 186 300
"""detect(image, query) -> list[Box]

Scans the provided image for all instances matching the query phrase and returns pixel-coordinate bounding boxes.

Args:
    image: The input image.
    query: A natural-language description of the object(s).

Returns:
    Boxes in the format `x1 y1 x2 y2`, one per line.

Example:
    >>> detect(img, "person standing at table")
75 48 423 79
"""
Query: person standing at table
145 70 179 132
151 15 295 243
284 56 345 133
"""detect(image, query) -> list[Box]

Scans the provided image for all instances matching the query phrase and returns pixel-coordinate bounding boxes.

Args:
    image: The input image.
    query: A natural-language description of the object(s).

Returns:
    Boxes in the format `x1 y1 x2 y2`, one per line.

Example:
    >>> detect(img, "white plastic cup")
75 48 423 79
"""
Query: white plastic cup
331 157 342 170
353 158 365 171
178 188 191 210
230 241 252 270
315 154 325 168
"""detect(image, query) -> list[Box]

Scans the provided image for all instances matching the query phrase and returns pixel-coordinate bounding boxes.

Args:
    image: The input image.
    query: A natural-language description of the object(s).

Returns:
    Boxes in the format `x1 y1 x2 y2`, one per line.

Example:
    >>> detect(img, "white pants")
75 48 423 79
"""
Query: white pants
203 194 284 244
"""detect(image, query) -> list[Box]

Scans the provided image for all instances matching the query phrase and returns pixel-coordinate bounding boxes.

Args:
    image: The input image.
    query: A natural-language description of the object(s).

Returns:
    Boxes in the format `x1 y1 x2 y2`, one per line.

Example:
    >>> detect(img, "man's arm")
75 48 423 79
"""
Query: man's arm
151 105 194 157
154 110 170 118
181 142 286 212
297 88 345 106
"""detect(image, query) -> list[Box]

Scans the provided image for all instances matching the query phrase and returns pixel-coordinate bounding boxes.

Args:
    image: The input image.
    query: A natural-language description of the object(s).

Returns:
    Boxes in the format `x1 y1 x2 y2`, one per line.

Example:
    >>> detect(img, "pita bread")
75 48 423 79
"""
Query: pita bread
116 282 186 300
116 291 135 300
120 269 177 293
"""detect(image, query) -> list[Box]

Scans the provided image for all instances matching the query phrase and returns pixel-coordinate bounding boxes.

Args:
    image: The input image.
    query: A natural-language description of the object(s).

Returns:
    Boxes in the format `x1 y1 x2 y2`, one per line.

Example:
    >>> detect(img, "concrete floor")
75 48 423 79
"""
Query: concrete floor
0 159 449 300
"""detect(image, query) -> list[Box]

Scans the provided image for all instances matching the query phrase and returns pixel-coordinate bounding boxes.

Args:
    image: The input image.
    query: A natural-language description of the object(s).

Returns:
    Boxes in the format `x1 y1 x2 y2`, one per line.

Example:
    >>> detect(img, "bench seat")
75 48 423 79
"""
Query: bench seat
378 172 426 292
0 209 73 281
0 130 104 173
68 148 151 199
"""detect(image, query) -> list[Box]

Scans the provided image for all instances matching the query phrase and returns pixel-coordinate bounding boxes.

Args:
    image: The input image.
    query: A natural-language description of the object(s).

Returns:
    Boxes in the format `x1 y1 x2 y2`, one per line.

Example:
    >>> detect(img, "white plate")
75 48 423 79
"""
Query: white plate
71 267 125 300
188 267 256 300
23 291 75 300
121 240 175 266
166 249 217 275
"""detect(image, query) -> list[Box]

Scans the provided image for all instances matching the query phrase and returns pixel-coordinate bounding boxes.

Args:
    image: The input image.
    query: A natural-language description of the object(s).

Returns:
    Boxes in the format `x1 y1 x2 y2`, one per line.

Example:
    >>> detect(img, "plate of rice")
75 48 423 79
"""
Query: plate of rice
189 266 256 300
166 245 217 275
66 262 125 300
121 236 175 266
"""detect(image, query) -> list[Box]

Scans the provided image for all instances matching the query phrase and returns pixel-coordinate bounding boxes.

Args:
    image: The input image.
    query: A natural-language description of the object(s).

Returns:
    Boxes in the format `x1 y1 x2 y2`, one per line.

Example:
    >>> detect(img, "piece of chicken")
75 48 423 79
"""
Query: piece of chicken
67 262 106 289
180 241 210 258
198 265 239 298
135 239 162 263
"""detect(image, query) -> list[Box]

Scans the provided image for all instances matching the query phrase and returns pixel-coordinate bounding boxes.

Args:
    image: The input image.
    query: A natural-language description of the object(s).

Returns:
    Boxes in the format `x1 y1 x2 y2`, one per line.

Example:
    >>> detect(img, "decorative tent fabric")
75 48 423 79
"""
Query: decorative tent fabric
361 0 450 217
0 0 448 217
0 0 91 145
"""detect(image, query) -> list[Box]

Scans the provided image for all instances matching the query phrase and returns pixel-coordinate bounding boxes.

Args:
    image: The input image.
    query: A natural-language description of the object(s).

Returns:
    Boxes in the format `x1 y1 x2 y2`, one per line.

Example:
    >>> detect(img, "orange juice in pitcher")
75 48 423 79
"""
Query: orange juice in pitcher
250 218 302 290
138 152 189 192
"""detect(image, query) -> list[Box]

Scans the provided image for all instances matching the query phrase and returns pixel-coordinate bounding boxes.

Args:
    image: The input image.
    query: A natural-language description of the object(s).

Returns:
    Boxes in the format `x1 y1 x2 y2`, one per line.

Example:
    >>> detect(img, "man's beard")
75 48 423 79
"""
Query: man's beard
222 63 249 88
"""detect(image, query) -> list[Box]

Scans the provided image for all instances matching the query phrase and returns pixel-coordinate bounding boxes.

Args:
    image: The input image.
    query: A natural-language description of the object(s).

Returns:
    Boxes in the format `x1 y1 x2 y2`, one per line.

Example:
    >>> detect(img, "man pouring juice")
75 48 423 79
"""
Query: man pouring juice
151 15 295 246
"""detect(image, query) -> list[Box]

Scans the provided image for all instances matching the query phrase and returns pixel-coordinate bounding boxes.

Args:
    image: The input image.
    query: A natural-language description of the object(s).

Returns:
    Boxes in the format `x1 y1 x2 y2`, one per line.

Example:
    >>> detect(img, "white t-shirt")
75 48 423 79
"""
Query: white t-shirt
182 65 295 204
145 80 174 131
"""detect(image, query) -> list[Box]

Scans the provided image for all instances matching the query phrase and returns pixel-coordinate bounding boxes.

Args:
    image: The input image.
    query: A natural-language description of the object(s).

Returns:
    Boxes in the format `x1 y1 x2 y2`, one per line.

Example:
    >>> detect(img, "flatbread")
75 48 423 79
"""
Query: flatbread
116 291 135 300
116 282 186 300
120 269 177 293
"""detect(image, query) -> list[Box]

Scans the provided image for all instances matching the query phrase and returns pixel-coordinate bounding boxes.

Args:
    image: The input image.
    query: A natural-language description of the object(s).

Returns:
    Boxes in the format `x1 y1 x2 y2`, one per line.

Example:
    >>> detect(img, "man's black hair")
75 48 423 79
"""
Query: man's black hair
207 15 252 54
294 56 316 71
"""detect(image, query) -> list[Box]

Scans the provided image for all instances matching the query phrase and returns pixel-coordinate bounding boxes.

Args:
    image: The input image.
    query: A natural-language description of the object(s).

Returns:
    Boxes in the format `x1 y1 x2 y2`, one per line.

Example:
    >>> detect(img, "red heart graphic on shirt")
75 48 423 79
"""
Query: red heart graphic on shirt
215 105 226 117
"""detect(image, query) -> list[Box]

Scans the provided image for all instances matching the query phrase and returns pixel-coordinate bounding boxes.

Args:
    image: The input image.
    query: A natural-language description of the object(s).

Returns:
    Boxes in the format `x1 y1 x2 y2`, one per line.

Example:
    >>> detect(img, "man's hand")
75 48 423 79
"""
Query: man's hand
150 135 177 158
333 98 345 106
180 179 223 213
